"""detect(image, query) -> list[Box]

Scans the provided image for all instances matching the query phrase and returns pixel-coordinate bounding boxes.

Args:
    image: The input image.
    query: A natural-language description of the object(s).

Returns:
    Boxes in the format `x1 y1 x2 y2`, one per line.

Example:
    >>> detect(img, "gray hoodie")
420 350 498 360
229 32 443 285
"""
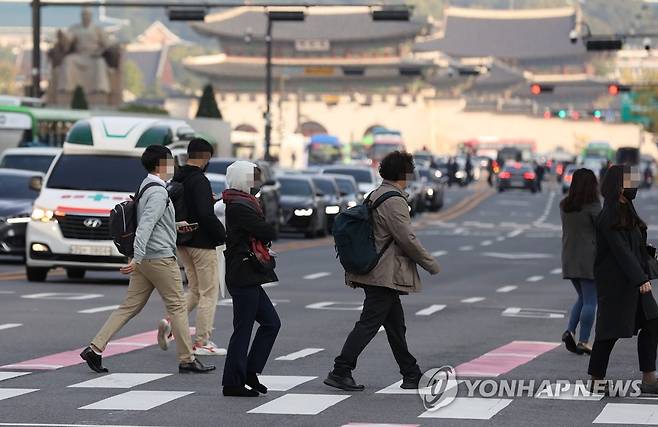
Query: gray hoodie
133 175 176 263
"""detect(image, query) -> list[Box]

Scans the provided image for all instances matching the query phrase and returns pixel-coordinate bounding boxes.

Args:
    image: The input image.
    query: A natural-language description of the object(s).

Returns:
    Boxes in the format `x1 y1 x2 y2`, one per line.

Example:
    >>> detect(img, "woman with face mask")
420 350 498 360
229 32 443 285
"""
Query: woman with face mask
589 165 658 395
220 161 280 397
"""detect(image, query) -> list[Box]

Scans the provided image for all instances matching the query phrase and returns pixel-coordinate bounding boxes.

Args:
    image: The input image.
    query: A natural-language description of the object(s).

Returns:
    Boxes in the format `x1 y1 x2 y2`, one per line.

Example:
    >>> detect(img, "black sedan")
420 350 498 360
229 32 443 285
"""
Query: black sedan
0 169 43 258
418 167 445 212
497 163 537 193
311 175 347 233
277 176 327 238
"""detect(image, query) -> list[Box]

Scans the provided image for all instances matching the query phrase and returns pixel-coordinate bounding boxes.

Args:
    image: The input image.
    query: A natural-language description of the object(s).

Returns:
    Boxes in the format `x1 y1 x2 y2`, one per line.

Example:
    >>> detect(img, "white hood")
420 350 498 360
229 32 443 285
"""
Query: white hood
225 160 258 193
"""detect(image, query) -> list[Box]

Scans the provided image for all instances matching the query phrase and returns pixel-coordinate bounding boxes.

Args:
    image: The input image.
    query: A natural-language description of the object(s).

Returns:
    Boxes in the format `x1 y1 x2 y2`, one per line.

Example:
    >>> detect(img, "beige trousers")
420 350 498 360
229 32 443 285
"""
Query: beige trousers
91 257 194 363
178 246 219 344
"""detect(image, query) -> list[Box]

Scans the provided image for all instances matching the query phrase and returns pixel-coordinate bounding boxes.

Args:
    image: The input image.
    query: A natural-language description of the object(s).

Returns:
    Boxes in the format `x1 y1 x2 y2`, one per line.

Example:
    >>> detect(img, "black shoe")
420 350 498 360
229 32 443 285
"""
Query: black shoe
640 382 658 395
179 358 216 374
589 379 610 396
576 342 592 355
323 371 365 391
562 331 579 354
80 346 108 373
246 372 268 394
400 374 422 390
223 386 259 397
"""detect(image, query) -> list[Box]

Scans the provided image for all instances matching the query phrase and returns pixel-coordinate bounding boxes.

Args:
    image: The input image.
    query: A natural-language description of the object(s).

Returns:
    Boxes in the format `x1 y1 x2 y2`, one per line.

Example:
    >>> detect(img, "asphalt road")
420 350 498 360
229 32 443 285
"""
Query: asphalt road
1 183 658 427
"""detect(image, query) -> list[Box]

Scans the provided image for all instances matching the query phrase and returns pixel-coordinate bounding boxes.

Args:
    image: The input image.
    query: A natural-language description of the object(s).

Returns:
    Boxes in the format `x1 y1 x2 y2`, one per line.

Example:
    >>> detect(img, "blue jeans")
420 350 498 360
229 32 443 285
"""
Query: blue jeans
567 279 597 343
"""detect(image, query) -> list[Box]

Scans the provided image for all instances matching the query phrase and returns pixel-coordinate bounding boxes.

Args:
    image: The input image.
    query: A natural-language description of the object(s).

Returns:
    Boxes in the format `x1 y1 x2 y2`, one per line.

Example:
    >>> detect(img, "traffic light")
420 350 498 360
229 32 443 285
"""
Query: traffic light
608 84 631 95
558 109 567 119
530 84 554 95
592 110 603 121
543 110 552 119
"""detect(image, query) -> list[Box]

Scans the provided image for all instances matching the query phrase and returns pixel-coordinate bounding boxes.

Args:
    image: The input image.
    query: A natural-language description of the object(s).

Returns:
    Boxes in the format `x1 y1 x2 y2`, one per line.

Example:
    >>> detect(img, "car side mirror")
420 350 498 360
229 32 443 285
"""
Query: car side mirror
316 192 325 197
29 176 43 192
263 180 276 186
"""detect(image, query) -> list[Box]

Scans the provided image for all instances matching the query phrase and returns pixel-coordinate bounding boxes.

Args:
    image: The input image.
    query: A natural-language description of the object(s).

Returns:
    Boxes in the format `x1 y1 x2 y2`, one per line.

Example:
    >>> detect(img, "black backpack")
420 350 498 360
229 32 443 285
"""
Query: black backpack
109 182 165 257
332 191 405 275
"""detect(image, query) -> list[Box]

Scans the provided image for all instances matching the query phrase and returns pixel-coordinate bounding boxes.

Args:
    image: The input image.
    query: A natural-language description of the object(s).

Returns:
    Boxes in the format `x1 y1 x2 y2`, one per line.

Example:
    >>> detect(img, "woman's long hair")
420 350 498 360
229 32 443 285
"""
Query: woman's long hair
560 168 599 213
600 164 646 230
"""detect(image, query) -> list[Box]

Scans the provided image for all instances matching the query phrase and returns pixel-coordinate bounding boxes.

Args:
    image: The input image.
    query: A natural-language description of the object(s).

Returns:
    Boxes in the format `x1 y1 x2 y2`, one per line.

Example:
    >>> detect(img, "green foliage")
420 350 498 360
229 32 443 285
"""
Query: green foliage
71 86 89 110
196 84 222 119
635 85 658 134
123 59 145 98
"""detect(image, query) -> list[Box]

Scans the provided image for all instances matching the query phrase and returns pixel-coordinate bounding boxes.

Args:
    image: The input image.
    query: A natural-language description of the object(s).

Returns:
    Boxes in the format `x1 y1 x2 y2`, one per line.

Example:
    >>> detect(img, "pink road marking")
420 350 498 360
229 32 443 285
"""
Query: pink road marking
455 341 559 378
0 330 158 371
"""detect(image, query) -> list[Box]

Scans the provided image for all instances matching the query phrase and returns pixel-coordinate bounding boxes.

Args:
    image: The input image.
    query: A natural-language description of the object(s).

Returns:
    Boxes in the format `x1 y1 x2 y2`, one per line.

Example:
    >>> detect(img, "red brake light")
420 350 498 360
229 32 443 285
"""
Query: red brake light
557 164 564 175
523 172 536 180
565 174 573 183
499 171 511 179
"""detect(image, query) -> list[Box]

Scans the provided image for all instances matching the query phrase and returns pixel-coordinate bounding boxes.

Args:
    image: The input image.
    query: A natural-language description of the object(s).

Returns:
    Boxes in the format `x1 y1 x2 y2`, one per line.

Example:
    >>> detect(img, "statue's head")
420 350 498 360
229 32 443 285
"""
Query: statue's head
81 7 92 27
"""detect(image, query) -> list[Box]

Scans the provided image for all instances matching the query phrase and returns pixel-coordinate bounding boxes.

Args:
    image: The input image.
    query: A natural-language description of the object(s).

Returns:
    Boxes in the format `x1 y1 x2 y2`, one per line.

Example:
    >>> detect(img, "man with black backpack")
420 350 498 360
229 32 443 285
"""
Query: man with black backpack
159 138 226 356
325 151 440 391
80 145 215 374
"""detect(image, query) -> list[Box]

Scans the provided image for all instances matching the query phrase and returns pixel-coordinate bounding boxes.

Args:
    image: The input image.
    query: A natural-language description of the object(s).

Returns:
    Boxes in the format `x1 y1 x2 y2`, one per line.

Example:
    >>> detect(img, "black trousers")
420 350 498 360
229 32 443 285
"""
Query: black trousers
222 285 281 387
588 318 658 378
333 285 420 378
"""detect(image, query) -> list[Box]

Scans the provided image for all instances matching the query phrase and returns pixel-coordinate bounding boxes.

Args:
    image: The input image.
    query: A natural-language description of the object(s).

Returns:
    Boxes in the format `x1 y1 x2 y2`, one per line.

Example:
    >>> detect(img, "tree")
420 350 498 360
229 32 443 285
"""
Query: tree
71 86 89 110
196 84 222 119
123 60 145 98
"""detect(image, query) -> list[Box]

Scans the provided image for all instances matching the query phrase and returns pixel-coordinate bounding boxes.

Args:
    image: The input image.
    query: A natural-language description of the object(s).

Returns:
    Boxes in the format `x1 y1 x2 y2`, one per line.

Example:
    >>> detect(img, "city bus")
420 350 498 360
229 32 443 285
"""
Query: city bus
0 105 90 153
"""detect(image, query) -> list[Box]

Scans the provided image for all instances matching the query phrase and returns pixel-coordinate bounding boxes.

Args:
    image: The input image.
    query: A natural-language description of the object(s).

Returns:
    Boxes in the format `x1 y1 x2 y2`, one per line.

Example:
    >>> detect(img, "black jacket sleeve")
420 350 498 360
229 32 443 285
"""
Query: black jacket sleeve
234 204 276 243
189 174 226 245
601 226 648 288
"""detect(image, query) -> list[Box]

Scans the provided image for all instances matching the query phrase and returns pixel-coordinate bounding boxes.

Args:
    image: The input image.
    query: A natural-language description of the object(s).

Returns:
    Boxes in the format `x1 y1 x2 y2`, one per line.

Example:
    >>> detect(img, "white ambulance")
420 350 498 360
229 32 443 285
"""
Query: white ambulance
25 116 195 282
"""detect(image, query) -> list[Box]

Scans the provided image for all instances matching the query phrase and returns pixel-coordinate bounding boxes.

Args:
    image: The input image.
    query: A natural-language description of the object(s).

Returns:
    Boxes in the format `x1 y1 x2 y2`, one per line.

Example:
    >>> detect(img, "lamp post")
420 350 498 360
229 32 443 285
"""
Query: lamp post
263 10 305 162
31 0 41 97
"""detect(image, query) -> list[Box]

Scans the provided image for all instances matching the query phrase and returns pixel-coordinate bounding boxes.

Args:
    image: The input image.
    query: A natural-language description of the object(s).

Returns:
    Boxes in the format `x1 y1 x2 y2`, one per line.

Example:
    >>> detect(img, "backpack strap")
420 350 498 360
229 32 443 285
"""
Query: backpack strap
136 182 170 206
370 190 406 210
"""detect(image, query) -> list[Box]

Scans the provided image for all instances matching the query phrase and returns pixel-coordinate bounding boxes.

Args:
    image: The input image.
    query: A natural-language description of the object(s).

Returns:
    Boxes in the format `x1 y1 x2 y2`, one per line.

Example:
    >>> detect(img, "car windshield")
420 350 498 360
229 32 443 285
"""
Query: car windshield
323 168 372 184
209 180 226 195
0 154 55 174
312 178 337 195
419 169 431 180
371 144 404 161
279 178 312 196
206 160 235 175
47 154 145 193
0 174 39 199
335 178 356 194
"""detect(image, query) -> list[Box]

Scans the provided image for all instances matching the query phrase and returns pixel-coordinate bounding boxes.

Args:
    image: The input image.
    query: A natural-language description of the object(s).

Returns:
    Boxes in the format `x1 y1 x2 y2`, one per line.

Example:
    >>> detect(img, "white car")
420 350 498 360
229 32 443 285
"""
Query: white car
0 147 61 174
25 116 195 282
319 165 381 198
207 173 227 226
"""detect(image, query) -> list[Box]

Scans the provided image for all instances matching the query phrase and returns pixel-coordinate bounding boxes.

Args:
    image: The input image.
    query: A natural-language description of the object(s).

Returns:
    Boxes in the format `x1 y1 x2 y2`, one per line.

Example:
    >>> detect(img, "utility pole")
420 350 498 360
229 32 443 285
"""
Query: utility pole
264 16 273 161
31 0 41 97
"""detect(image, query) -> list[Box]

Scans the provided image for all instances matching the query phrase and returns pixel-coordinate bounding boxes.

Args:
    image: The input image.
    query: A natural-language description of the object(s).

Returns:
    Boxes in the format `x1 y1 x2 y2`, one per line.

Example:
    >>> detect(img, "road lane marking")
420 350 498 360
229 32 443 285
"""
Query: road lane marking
306 301 363 311
1 330 159 371
526 275 544 282
69 373 172 389
77 305 120 314
262 281 279 288
461 297 485 303
482 252 552 260
415 304 446 316
481 240 493 246
496 236 505 241
0 424 169 427
534 382 604 401
0 323 21 331
0 372 30 382
419 397 513 420
502 307 565 319
276 348 324 361
257 375 317 391
455 341 560 377
533 191 557 226
431 250 447 257
496 286 517 293
303 272 331 280
377 379 460 395
79 390 193 411
551 268 562 275
21 292 103 301
0 388 39 402
593 403 658 424
248 393 350 415
0 291 15 294
459 245 473 251
507 229 523 238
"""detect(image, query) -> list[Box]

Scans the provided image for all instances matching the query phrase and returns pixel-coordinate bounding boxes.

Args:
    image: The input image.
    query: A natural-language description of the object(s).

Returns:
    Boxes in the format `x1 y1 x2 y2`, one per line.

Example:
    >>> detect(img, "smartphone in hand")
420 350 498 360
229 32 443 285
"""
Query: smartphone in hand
176 221 199 233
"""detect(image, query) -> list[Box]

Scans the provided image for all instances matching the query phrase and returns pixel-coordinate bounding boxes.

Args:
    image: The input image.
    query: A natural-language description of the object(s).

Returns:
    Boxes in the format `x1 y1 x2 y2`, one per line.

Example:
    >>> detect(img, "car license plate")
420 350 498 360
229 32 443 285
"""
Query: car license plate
71 245 112 256
512 179 524 186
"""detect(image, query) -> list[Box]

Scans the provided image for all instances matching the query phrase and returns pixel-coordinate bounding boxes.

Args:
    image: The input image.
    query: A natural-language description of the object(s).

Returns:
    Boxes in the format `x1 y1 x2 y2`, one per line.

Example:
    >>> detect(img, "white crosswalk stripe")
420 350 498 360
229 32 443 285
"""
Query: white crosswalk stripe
0 389 38 402
79 391 193 411
68 374 171 389
248 393 350 415
418 397 512 420
276 348 324 361
415 304 446 316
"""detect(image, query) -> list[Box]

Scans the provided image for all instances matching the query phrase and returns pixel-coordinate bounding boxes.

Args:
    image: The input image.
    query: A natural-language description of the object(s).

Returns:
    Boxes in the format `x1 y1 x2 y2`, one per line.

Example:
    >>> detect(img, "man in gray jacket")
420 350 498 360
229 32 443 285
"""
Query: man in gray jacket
80 145 214 374
325 151 441 391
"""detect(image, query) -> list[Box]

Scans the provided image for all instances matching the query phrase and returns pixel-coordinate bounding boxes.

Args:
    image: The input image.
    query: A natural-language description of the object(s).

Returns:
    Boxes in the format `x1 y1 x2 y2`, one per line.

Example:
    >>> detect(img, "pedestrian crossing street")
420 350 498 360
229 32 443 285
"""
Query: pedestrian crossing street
3 352 658 425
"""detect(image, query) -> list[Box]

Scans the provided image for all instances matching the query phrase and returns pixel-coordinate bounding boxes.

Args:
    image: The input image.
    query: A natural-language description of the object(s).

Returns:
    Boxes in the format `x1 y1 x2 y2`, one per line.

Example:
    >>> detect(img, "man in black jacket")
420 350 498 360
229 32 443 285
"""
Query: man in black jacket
158 138 226 356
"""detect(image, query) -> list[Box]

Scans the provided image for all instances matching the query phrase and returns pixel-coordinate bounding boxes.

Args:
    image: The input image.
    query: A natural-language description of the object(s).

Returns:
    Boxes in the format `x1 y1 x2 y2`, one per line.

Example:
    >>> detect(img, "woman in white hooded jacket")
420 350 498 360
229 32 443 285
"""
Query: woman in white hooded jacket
221 161 281 397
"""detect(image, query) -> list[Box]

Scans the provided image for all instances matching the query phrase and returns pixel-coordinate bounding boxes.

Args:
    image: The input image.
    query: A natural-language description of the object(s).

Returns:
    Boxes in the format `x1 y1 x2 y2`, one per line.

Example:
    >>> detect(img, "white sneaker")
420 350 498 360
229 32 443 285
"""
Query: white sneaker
157 318 172 351
193 340 227 356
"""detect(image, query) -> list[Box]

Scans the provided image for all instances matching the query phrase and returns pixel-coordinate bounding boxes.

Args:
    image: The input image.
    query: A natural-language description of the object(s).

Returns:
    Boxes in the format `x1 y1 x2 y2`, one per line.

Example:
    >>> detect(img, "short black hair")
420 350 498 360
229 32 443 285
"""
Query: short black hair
379 150 414 181
141 145 172 173
187 137 214 158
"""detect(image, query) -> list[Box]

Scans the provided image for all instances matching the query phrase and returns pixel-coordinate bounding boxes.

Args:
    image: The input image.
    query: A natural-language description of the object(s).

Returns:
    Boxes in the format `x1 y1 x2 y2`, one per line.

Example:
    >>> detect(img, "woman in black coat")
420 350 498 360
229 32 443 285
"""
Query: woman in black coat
589 165 658 394
221 161 280 397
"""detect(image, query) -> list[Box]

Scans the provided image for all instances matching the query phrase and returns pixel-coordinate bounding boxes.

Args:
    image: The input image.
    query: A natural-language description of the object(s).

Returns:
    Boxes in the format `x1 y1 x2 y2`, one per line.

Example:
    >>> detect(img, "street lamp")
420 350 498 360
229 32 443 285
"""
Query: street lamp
263 10 305 162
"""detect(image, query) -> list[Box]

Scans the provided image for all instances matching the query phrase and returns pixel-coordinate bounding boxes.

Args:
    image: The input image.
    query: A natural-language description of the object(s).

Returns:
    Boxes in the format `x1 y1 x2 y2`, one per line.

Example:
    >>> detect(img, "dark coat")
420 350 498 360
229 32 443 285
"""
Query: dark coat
172 165 226 249
224 202 278 288
561 202 601 280
594 202 658 341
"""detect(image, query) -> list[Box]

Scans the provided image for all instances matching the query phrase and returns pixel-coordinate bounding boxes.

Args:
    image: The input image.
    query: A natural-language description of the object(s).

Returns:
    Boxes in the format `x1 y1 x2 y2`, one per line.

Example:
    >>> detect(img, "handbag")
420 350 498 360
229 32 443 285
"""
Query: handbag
647 245 658 280
247 238 276 273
